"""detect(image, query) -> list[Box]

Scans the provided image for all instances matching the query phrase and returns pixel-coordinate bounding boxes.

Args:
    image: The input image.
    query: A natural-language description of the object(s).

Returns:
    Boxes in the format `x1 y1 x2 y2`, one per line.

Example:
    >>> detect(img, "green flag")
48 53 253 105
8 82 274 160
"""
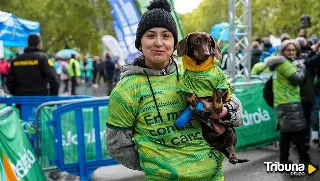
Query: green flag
0 107 46 181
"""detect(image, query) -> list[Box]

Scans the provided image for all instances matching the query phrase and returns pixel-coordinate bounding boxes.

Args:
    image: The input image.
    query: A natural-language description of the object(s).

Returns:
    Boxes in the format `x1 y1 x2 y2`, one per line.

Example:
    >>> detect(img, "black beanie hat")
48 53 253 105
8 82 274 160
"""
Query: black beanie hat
135 0 178 50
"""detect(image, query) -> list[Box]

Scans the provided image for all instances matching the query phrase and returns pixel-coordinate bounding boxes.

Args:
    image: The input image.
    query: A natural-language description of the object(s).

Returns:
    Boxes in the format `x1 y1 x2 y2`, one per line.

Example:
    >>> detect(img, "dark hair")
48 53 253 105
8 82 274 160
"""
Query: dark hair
28 34 41 46
71 54 76 59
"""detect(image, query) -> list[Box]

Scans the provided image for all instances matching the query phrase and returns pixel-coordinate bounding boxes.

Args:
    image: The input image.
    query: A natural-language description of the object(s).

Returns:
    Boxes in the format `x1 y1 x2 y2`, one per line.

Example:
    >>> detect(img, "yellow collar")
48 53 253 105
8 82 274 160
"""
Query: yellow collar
182 55 215 72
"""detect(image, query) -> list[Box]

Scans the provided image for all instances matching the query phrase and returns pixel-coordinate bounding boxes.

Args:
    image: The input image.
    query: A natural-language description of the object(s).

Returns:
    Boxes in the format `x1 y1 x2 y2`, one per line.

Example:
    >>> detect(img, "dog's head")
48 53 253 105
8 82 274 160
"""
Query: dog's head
176 32 222 65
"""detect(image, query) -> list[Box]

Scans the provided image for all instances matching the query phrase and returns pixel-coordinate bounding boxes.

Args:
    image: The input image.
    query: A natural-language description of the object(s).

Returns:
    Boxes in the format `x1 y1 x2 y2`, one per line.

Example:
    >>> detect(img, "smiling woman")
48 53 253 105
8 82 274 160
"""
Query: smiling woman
141 28 175 70
105 0 243 180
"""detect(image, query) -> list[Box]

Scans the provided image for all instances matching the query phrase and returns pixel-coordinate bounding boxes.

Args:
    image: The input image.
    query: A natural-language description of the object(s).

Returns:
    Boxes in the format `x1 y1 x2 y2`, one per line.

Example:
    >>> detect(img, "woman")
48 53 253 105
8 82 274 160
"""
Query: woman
105 0 243 180
265 40 311 165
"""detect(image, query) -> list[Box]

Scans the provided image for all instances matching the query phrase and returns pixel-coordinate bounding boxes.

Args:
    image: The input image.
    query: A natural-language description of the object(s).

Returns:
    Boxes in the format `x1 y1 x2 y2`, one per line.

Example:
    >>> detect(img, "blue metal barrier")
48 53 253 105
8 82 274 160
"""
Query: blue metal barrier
0 96 92 148
52 97 118 181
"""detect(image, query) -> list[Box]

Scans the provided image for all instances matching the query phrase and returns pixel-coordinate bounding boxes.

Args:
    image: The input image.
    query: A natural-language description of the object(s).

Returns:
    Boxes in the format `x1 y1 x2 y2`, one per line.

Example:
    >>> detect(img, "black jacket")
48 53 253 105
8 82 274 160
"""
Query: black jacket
6 46 59 96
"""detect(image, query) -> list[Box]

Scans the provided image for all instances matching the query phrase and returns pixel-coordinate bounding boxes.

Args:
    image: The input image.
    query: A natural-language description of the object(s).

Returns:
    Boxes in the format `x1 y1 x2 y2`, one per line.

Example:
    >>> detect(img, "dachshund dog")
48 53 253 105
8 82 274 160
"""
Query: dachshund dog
176 32 248 164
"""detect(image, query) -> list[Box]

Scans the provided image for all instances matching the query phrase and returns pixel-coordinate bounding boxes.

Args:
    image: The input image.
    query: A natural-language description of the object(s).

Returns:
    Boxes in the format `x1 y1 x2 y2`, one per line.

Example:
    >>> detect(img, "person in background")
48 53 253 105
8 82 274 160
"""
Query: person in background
93 56 105 87
265 40 317 167
251 41 262 68
53 57 62 83
113 56 121 84
67 54 81 95
104 52 115 96
259 37 272 62
60 58 70 95
296 37 316 149
6 34 59 96
304 41 320 149
80 56 94 86
92 56 99 88
0 58 10 91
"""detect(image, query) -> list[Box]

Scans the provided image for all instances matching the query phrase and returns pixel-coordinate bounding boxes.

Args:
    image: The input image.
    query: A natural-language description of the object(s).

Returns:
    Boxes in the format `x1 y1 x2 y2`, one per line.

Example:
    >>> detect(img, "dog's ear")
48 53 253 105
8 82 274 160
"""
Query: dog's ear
176 34 190 57
210 36 222 60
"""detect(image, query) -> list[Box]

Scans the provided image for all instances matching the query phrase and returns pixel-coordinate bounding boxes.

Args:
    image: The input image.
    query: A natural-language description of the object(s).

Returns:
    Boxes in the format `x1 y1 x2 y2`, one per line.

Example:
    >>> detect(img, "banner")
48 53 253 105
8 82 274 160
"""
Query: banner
234 83 279 151
0 107 45 181
108 0 141 63
111 19 130 63
0 11 40 47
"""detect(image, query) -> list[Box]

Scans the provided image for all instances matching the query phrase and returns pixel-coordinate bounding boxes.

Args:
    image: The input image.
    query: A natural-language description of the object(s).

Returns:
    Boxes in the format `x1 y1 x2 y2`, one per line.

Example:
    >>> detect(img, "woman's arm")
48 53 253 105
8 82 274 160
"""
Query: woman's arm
105 127 142 170
287 63 306 86
218 94 243 127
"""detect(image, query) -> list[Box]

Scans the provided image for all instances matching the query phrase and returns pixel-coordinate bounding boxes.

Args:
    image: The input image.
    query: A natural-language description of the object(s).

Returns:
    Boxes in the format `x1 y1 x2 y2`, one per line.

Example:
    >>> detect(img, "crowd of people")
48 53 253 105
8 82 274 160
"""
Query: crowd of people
53 52 120 96
250 33 320 165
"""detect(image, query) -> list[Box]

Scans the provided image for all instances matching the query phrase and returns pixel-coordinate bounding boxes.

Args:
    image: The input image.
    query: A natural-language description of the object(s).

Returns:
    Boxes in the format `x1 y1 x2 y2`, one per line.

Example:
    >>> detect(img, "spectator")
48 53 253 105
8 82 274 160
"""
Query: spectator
0 58 10 90
6 34 59 96
80 56 94 86
259 37 272 62
304 41 320 146
104 52 115 96
265 40 316 166
251 41 262 68
93 57 105 87
67 54 81 95
296 37 316 148
60 59 70 95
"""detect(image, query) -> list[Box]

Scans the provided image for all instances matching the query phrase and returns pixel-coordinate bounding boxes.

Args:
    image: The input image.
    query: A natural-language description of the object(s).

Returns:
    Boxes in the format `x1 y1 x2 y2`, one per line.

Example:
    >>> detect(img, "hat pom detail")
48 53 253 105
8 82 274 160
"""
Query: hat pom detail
147 0 172 12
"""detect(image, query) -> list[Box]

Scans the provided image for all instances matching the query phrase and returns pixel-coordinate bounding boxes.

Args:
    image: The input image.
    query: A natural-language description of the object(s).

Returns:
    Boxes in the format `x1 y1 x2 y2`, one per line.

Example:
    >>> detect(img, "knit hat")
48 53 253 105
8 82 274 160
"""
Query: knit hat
135 0 178 50
279 39 300 56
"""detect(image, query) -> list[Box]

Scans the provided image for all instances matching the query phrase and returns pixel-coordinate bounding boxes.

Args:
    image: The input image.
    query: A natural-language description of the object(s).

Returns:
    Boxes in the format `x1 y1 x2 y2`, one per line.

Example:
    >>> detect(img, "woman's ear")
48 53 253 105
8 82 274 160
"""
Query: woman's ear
210 36 222 60
176 34 190 57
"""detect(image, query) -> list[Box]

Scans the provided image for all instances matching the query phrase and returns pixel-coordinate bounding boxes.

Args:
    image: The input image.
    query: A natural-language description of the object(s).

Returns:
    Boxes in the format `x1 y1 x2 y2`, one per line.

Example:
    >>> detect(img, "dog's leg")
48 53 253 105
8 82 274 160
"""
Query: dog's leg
227 128 238 164
187 93 198 108
213 89 226 114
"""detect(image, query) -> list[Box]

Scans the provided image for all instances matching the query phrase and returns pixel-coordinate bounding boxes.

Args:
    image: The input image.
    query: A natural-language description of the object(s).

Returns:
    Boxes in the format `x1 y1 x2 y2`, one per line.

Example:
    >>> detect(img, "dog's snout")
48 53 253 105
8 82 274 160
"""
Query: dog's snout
203 53 210 59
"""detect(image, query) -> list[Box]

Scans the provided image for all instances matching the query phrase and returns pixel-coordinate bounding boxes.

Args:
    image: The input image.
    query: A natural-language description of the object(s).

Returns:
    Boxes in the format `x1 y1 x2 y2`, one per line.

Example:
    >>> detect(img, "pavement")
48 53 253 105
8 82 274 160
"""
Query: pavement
90 142 320 181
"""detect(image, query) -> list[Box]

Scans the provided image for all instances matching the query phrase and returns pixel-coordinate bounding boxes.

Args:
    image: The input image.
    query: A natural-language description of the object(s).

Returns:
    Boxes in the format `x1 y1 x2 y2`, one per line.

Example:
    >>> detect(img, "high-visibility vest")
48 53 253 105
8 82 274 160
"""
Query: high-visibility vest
67 58 81 77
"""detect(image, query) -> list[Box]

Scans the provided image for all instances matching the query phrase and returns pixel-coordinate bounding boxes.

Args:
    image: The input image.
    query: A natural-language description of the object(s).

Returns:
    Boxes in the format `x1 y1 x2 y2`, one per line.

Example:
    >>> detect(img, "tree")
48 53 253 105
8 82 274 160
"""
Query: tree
0 0 115 55
179 0 320 40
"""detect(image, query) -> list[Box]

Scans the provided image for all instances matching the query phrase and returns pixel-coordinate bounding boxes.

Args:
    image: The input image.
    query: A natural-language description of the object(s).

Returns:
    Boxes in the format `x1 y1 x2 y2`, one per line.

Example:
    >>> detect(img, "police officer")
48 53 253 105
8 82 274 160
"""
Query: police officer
6 34 59 96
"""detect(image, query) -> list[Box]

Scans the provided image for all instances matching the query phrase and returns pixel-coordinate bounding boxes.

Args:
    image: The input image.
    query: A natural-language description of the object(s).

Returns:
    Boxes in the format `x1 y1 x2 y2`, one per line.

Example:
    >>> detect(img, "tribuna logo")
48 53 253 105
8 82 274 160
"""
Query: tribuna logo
243 108 271 126
264 162 305 176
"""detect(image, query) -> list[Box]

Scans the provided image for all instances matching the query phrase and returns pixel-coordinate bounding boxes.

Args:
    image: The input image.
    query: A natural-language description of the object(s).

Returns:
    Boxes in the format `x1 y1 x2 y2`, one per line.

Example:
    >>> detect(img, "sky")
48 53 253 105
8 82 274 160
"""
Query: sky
174 0 203 14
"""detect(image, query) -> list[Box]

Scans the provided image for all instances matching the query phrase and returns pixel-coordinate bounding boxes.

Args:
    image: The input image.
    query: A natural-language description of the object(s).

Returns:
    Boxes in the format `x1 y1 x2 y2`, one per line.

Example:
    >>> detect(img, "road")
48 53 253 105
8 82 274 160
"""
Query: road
91 142 320 181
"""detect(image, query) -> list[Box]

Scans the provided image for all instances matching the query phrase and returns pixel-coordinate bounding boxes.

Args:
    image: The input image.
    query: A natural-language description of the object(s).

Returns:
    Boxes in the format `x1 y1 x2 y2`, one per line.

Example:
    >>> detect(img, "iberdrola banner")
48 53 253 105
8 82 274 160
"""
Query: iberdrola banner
0 106 45 181
234 83 280 151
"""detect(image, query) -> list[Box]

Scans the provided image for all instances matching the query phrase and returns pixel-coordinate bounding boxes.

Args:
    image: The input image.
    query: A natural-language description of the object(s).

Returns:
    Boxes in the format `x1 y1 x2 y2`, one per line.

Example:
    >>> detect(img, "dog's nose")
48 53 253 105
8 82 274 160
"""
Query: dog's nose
202 54 210 60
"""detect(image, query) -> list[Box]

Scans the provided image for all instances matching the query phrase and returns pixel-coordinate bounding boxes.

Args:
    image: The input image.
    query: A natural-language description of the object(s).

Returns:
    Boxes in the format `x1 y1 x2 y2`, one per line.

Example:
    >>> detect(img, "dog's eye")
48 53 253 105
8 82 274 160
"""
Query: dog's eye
194 39 200 44
208 39 211 43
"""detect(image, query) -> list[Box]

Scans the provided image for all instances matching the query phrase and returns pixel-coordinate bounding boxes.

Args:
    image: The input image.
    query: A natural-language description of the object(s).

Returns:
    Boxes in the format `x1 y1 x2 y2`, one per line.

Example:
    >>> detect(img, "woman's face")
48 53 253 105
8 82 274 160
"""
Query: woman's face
141 27 174 70
283 44 297 59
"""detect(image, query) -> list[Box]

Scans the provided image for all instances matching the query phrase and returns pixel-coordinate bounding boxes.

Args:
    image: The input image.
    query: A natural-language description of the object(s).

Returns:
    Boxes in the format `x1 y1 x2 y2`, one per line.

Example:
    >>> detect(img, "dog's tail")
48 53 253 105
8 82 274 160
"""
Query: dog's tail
237 159 250 163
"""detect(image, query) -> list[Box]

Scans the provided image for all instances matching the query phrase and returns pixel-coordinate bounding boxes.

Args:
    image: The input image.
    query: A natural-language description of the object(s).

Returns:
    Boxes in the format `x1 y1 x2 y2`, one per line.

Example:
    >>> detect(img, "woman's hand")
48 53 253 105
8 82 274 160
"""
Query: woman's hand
210 107 228 119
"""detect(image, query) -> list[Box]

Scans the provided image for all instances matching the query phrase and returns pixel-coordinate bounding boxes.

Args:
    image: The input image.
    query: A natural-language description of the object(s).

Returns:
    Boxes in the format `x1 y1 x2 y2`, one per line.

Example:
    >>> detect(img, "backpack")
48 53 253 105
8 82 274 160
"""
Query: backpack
0 60 9 75
263 75 274 108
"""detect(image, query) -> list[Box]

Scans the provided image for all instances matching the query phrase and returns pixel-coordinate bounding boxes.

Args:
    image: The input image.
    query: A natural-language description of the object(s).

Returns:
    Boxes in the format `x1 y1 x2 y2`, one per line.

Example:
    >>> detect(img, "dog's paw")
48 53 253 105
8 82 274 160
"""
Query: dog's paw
187 94 198 108
229 154 238 165
213 101 224 114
